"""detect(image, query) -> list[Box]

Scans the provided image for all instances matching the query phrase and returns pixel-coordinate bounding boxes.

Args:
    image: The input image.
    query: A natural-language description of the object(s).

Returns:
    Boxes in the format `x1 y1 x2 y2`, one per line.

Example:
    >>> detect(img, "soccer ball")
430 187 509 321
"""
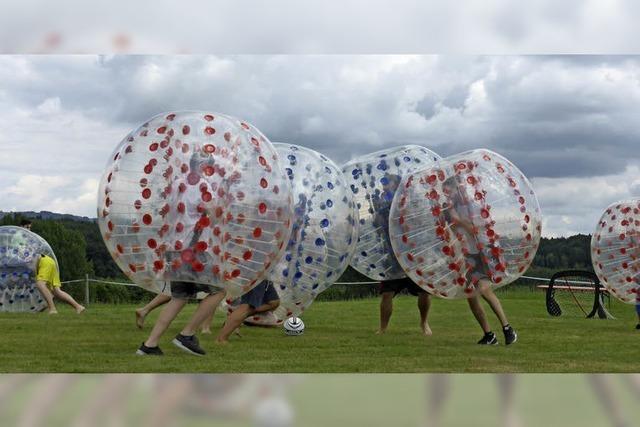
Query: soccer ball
283 317 304 336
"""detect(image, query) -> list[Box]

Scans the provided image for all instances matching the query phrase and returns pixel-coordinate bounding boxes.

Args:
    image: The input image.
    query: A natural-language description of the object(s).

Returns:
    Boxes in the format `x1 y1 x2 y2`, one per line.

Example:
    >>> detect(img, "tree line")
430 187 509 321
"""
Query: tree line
0 214 594 302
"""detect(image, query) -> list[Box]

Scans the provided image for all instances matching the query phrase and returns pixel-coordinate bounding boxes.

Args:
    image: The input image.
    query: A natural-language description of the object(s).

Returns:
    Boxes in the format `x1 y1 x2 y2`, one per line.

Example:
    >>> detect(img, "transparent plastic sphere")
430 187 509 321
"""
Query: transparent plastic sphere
97 112 293 298
389 149 542 299
268 143 357 321
0 226 55 312
224 143 358 323
341 145 441 281
591 200 640 304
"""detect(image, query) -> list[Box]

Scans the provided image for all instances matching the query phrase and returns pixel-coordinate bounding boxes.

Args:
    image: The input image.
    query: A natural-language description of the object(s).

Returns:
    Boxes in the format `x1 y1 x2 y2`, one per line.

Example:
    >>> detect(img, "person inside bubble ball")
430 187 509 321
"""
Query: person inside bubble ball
216 279 280 344
137 212 226 356
442 176 517 345
32 253 85 315
374 173 433 336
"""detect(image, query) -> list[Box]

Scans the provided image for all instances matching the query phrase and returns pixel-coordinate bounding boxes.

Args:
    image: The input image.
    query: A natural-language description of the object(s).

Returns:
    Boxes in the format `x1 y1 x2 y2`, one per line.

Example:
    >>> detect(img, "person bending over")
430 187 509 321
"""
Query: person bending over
33 254 85 314
216 280 280 344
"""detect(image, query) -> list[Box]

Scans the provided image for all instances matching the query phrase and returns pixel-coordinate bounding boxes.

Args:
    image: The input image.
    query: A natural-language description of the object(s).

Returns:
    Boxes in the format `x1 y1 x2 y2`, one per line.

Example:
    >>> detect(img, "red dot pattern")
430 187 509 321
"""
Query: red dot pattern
97 112 293 296
389 149 542 299
591 200 640 304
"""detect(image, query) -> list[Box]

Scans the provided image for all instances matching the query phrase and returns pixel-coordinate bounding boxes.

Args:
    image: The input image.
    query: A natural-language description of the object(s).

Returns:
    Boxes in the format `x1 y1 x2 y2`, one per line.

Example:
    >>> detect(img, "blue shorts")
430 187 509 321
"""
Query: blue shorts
636 304 640 315
240 280 279 309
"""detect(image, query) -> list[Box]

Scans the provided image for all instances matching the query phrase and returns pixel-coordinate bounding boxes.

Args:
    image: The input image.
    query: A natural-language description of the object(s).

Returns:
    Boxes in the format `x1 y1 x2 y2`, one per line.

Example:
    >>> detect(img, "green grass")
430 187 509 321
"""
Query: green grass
0 290 638 372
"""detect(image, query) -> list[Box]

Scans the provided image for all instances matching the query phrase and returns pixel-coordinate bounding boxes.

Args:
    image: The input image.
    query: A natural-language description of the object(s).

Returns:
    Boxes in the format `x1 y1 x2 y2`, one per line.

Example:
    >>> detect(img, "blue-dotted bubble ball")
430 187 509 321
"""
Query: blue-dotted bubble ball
264 143 358 321
0 226 55 312
341 145 441 281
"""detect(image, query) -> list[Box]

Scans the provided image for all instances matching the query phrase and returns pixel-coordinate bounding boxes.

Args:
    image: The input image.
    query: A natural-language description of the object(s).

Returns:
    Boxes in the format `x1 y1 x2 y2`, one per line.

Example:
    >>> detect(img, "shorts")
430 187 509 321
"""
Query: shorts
636 304 640 315
170 281 222 300
36 255 61 289
466 252 488 283
240 280 279 309
379 278 426 296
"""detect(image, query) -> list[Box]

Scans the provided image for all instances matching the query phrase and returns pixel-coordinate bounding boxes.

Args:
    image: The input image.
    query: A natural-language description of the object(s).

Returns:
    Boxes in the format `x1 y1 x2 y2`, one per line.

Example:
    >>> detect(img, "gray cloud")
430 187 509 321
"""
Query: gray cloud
0 55 639 236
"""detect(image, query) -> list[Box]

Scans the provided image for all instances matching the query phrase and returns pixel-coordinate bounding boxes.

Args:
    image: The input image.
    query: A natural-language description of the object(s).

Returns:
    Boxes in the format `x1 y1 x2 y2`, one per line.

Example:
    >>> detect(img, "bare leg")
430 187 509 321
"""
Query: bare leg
35 281 56 314
143 376 193 427
52 288 85 313
588 374 629 427
253 300 279 314
217 304 254 344
180 292 226 336
17 375 75 427
136 294 171 329
418 293 432 336
426 374 450 427
479 281 509 327
467 295 491 333
144 298 187 348
71 375 133 427
201 310 215 334
496 374 522 427
376 292 394 334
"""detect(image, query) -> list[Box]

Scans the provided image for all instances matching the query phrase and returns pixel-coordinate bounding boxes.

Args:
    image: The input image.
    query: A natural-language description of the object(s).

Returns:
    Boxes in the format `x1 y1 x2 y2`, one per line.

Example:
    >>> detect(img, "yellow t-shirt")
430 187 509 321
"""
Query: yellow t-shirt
36 255 61 288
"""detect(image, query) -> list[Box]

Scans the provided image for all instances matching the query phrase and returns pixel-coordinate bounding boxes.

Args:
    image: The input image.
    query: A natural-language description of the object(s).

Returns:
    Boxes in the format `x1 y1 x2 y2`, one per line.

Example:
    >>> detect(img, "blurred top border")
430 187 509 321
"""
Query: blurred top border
2 0 640 54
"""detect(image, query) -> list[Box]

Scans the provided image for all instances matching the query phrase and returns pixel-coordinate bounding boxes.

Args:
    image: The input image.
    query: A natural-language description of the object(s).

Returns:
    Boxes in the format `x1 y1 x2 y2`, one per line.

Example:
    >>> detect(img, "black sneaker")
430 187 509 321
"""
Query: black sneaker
136 343 163 356
172 334 206 356
503 325 518 345
636 324 640 330
477 331 498 345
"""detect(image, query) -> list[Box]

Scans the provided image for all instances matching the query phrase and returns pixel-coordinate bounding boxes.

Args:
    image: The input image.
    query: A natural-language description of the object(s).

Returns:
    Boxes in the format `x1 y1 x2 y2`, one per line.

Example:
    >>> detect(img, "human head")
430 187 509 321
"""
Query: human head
20 219 33 230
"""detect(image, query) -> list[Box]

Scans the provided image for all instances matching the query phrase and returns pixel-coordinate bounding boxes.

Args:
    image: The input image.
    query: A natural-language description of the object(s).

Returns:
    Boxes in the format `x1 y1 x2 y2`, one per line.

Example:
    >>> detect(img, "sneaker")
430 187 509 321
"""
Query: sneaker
172 334 206 356
136 343 163 356
636 324 640 330
503 325 518 345
477 331 498 345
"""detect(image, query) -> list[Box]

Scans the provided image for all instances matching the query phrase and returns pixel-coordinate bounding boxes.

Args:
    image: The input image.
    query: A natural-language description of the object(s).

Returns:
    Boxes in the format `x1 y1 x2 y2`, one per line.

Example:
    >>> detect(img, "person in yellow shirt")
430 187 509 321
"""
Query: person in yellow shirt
34 254 85 314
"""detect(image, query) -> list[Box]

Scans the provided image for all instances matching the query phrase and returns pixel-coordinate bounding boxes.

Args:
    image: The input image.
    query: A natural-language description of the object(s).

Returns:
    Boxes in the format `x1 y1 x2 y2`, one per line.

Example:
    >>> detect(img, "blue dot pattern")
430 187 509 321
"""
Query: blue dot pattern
0 226 56 312
341 145 441 281
260 143 358 322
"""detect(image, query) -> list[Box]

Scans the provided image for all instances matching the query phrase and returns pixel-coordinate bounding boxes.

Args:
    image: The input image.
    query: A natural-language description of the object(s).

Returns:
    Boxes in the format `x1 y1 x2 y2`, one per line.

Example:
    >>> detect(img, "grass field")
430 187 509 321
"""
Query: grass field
0 374 638 426
0 290 638 373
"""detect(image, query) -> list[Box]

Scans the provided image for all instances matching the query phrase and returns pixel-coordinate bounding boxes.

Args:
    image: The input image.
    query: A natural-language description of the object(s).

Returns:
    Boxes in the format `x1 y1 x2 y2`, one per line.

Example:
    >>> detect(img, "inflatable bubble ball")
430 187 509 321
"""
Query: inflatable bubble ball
389 149 542 299
97 112 293 298
0 226 55 312
341 145 441 281
592 200 640 304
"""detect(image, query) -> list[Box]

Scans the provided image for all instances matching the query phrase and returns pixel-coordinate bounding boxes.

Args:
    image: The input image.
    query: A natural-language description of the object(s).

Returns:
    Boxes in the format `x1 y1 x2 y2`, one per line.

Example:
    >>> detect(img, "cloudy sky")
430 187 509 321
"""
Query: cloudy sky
0 55 639 237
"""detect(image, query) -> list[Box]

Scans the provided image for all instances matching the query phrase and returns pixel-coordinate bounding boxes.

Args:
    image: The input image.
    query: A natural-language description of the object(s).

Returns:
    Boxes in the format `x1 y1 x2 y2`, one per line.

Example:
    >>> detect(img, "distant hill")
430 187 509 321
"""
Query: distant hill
0 210 95 223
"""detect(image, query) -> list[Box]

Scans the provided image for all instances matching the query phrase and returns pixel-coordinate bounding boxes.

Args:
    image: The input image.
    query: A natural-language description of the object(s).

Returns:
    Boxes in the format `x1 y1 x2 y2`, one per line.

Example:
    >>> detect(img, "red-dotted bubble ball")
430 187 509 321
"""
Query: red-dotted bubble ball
97 112 293 296
389 149 542 299
591 199 640 304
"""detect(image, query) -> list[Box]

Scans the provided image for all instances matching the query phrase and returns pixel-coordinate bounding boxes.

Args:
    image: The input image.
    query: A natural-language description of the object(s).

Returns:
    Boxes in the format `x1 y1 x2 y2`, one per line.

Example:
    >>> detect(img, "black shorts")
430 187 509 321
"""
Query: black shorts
466 253 488 283
379 278 426 296
239 280 280 309
170 281 222 300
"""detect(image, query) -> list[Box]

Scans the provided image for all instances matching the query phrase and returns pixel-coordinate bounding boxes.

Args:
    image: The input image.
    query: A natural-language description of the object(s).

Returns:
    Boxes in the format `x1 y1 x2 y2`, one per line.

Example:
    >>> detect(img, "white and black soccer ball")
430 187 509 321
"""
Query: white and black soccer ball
283 317 304 336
